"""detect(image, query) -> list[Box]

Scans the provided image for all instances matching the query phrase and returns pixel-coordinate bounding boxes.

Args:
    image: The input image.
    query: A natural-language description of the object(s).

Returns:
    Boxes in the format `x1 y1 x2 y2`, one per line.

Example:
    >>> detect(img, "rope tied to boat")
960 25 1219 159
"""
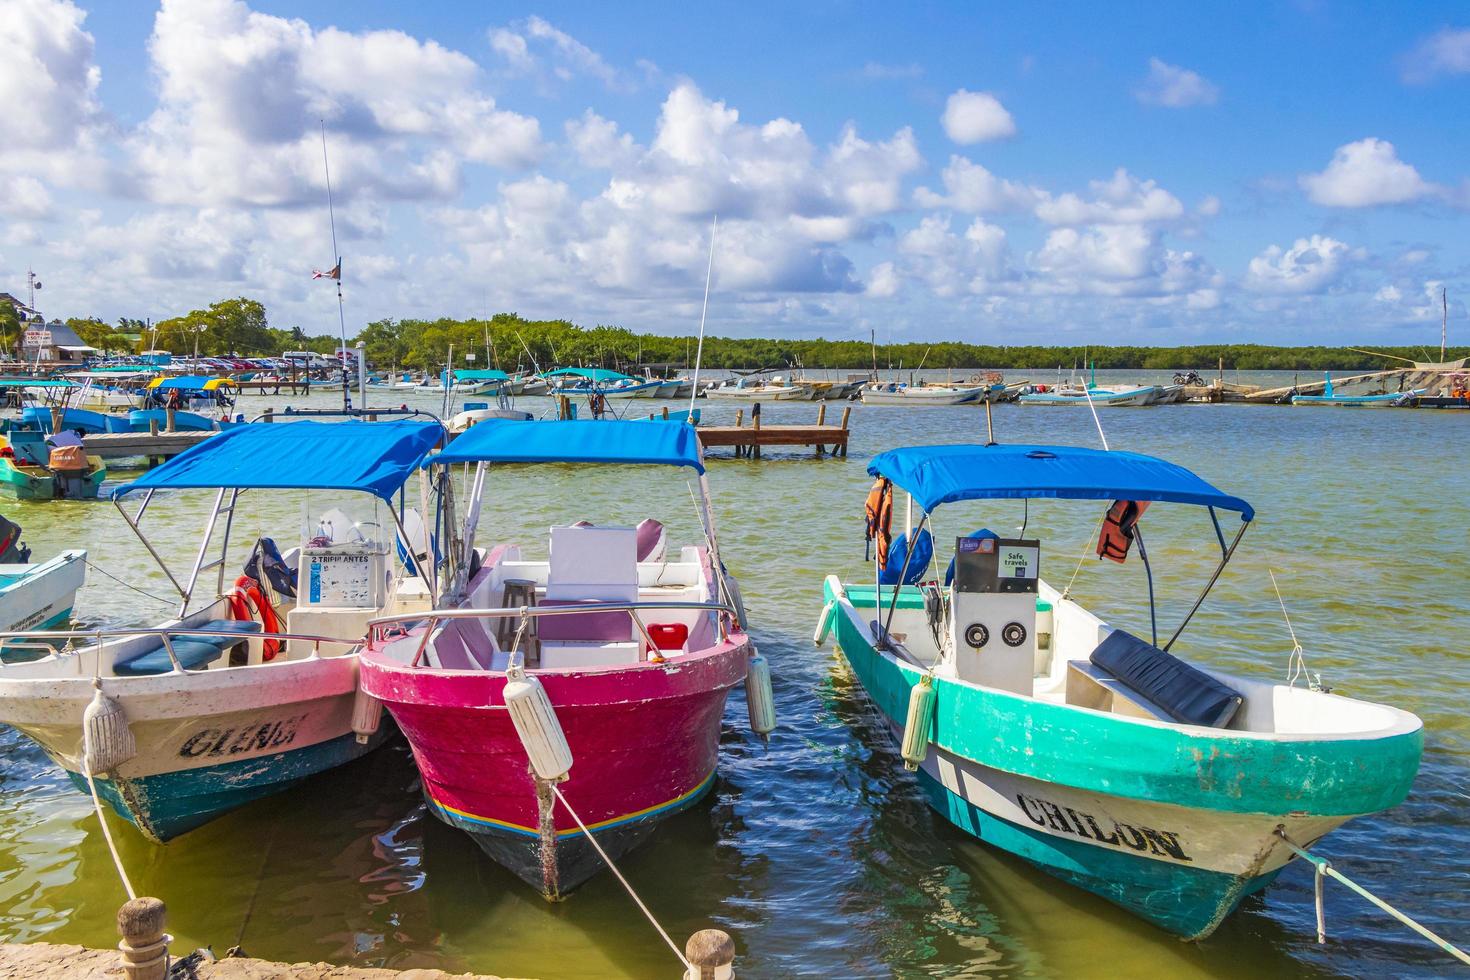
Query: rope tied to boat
1274 829 1469 966
549 782 693 975
81 677 137 901
82 557 173 605
1268 569 1323 692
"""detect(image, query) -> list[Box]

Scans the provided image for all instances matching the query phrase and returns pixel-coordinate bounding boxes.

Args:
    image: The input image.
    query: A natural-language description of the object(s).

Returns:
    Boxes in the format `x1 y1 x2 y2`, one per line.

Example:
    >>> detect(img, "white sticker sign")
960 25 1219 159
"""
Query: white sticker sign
999 545 1039 580
22 329 51 347
306 552 373 605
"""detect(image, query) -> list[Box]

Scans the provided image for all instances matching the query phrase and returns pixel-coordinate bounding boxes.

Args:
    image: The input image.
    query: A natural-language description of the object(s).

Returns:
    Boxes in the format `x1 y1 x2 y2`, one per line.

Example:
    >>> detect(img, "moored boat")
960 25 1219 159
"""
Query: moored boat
0 516 86 648
359 419 758 899
815 442 1422 939
860 382 997 406
0 420 443 841
0 430 107 500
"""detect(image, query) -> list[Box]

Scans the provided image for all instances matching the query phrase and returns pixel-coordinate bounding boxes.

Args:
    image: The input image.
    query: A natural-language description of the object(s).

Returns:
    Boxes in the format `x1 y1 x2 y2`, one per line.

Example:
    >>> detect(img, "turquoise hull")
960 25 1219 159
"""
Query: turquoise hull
825 581 1421 939
64 729 388 842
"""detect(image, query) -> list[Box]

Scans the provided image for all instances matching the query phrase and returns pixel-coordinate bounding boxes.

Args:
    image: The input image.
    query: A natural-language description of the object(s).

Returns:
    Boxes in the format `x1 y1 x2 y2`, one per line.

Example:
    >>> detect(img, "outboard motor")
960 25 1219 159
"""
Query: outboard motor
0 515 30 564
949 532 1040 695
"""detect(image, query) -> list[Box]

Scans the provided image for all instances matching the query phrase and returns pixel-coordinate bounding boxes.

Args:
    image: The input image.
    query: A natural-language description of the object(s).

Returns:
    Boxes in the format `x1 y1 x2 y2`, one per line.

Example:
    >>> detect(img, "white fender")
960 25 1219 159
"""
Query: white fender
82 680 136 774
900 675 935 772
504 666 573 782
745 651 776 737
813 601 835 646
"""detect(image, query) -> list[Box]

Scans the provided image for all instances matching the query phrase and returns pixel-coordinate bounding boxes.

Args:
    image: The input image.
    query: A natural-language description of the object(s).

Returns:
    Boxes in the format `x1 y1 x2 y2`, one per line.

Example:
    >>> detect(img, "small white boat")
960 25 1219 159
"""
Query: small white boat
861 383 995 406
1018 384 1161 407
448 406 535 434
0 517 86 647
0 421 442 842
704 377 807 401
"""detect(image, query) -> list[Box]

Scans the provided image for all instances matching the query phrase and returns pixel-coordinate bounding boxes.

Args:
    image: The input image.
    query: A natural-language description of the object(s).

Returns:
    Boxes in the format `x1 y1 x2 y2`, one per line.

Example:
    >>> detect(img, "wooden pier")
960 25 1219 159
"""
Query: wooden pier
82 429 214 462
696 404 851 459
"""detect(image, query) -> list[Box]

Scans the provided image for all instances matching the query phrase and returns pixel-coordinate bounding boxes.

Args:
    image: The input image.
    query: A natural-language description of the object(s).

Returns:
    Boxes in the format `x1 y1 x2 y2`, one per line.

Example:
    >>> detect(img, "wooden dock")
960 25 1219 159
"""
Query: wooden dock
696 404 851 459
82 429 215 461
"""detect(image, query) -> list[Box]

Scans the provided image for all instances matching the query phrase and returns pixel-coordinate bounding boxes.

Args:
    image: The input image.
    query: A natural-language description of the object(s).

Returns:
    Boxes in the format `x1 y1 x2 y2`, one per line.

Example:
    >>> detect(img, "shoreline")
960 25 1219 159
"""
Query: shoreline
0 942 520 979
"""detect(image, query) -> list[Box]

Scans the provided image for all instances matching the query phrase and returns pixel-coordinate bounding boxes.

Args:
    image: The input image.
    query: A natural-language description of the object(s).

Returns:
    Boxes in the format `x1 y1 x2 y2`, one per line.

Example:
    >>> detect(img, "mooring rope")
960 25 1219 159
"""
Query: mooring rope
1274 829 1469 966
1060 510 1109 601
549 783 691 973
1268 568 1318 690
83 557 172 605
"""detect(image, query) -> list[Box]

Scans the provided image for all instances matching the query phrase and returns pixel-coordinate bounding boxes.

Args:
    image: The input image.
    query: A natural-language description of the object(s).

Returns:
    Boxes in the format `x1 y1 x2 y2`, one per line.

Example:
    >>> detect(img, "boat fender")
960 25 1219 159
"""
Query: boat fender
351 672 383 746
813 601 835 646
504 666 573 782
82 680 136 775
900 675 935 772
745 651 776 737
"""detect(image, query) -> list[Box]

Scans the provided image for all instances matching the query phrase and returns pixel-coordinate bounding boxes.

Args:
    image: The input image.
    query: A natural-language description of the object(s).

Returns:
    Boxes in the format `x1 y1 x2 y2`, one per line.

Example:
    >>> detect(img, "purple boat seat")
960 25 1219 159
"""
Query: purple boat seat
538 599 634 642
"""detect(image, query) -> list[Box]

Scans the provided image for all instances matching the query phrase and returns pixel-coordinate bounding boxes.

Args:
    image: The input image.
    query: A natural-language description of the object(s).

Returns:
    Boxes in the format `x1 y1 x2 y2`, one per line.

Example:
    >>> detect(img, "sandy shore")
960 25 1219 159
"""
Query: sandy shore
0 943 519 979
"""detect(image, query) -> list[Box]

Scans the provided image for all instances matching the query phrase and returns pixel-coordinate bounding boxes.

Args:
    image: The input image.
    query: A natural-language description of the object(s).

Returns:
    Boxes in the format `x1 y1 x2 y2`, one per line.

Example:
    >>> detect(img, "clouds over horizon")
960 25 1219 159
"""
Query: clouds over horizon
0 0 1465 343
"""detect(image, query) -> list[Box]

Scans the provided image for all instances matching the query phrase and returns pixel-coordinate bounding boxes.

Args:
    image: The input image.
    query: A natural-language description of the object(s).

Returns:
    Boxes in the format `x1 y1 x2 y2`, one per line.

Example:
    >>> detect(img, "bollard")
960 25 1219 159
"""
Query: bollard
117 897 170 980
148 418 159 437
263 407 274 423
735 409 743 428
816 402 826 427
165 407 176 433
684 929 735 980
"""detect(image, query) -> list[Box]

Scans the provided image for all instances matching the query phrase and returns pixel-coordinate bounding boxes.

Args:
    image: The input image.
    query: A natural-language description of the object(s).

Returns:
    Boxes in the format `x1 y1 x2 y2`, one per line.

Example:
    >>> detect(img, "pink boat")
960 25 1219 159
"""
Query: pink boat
359 420 761 898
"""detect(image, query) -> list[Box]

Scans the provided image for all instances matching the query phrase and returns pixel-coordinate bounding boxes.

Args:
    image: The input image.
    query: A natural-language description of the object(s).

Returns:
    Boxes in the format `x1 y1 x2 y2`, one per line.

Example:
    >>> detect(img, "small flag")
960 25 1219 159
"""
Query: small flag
311 259 341 281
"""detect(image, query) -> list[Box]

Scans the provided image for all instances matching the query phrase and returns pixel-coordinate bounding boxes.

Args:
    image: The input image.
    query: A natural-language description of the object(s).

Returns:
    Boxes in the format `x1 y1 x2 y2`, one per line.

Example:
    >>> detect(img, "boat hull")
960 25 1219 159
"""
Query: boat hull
0 652 383 842
362 638 749 898
825 582 1421 939
0 550 86 650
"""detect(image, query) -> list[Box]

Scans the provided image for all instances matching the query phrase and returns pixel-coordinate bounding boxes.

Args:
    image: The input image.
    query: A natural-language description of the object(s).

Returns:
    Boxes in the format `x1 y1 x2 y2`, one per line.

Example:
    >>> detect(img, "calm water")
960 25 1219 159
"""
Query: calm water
1 373 1465 978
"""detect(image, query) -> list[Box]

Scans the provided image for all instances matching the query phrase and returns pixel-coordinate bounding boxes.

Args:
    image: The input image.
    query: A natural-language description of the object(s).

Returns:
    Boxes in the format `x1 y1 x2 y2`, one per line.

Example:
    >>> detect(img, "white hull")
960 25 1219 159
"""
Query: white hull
0 550 86 640
861 385 992 406
704 385 806 401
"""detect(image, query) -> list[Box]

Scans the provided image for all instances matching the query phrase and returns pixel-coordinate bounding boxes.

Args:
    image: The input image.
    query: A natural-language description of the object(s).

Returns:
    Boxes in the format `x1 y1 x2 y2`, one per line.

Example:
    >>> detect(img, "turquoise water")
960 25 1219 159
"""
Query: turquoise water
0 376 1465 977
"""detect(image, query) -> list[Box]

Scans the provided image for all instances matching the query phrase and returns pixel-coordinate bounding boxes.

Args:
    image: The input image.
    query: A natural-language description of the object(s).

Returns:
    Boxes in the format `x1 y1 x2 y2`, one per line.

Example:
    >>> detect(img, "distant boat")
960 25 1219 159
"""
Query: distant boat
1292 373 1422 408
1018 384 1161 407
860 383 998 406
0 517 85 650
0 430 106 501
704 376 806 401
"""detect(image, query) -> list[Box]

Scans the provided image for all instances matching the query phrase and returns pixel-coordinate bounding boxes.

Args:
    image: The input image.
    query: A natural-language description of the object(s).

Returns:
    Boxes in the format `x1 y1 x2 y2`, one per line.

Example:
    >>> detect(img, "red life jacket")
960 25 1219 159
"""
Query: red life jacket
226 574 284 660
864 477 894 570
1097 500 1149 563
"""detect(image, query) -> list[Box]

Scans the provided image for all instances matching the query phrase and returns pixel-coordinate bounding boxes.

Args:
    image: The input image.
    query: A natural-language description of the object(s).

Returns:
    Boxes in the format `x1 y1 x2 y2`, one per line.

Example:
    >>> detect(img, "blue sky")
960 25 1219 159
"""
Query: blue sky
2 1 1467 346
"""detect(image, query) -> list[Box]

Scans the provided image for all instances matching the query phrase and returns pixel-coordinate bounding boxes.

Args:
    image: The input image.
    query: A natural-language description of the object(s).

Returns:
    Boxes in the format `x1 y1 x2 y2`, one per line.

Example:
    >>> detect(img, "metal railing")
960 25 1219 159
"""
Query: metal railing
0 626 367 675
365 600 737 668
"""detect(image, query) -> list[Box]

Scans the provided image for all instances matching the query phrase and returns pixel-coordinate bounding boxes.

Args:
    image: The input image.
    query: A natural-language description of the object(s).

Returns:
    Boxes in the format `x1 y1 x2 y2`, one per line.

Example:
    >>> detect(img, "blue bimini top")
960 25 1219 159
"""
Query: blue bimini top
543 367 634 382
869 443 1253 521
113 420 442 501
433 418 704 473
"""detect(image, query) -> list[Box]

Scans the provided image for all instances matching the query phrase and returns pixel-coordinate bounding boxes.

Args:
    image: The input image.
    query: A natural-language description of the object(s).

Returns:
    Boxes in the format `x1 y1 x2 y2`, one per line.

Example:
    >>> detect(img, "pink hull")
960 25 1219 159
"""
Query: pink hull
360 636 750 896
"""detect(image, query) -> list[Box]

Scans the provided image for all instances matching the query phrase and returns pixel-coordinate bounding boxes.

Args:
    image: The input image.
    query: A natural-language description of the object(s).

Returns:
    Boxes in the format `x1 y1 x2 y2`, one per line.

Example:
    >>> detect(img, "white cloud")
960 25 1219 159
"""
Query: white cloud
941 89 1016 144
0 0 103 152
1300 138 1433 208
913 155 1042 212
1034 169 1185 226
0 175 53 219
896 215 1014 298
1374 285 1402 303
489 16 633 91
1134 58 1219 108
865 261 900 297
126 0 542 208
1401 28 1470 83
1244 235 1358 293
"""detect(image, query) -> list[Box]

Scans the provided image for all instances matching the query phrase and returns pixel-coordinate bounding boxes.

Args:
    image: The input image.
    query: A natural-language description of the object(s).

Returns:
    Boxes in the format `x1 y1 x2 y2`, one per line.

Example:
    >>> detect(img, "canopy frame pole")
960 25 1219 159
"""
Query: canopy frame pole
1133 524 1158 647
1164 519 1249 651
214 488 241 599
696 471 734 638
456 461 489 596
882 512 929 643
385 498 431 608
178 488 229 617
113 491 188 601
1207 506 1227 556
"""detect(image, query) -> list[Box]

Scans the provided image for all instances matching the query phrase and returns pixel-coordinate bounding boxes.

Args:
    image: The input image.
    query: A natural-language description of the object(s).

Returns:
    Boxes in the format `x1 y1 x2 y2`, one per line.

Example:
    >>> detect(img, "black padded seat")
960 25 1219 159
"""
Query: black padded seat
1089 630 1243 729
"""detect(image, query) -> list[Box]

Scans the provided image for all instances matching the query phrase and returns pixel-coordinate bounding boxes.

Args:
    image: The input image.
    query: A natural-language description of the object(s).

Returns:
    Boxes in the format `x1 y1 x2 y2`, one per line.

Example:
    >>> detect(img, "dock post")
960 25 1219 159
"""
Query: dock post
684 929 735 980
263 407 273 423
165 408 176 433
735 409 743 428
815 403 827 455
663 406 670 420
49 407 63 433
752 403 761 460
148 418 159 437
839 406 851 457
117 897 169 980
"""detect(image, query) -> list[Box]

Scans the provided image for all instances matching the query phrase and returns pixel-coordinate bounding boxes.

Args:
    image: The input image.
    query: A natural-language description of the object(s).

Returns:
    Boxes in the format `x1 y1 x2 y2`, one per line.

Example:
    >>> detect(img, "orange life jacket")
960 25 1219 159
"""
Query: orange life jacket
1097 500 1149 563
226 574 284 660
864 477 894 569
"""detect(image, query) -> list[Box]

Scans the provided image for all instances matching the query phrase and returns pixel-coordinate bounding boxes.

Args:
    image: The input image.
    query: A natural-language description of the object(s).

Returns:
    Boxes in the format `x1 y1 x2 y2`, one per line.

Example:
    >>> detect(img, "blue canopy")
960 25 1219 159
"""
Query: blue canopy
453 369 509 381
869 444 1253 521
433 419 704 473
544 367 633 382
113 420 442 500
150 375 233 391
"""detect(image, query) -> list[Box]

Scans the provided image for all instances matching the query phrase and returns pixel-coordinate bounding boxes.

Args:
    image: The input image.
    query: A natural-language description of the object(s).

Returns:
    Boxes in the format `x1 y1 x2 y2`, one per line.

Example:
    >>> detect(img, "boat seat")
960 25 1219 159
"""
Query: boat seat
1086 630 1243 728
114 619 263 676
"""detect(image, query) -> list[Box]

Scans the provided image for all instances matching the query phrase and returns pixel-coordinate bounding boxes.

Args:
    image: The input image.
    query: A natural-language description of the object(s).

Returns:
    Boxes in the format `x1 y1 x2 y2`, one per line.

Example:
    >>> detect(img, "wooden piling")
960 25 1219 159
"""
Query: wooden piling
684 929 735 980
263 407 274 423
148 418 159 437
49 407 62 433
839 406 851 456
752 405 762 459
165 408 176 433
116 897 168 980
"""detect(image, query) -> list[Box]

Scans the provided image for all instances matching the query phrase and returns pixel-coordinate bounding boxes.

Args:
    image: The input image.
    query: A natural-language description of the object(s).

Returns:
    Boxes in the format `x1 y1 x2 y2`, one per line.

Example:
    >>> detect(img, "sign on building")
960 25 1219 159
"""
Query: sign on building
22 330 52 348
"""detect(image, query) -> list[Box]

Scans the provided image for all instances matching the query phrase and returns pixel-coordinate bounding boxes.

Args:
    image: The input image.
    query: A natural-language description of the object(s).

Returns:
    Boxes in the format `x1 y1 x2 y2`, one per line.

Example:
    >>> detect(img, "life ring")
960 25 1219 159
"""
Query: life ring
226 575 284 660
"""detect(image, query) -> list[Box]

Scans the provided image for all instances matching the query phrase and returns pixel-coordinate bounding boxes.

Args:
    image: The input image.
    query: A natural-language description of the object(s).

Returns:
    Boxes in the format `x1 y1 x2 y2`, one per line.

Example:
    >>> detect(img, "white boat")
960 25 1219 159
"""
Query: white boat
861 383 996 406
704 377 807 401
0 517 85 646
1018 384 1162 407
0 420 442 842
448 406 535 434
817 443 1422 940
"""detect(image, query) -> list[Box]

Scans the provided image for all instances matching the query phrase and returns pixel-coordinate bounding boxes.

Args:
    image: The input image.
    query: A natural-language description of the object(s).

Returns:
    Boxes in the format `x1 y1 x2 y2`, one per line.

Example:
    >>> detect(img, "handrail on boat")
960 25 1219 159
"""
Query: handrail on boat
365 600 738 667
0 626 368 672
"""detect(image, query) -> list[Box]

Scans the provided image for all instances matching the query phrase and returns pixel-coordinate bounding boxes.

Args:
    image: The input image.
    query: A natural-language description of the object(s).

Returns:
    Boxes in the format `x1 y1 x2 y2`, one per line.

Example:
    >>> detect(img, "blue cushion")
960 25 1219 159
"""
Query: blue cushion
945 528 998 586
879 529 933 585
1089 630 1243 728
114 619 262 676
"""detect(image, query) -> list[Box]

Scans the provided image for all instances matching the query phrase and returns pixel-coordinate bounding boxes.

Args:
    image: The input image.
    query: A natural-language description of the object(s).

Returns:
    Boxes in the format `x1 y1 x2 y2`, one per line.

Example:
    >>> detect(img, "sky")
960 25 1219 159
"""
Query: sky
1 0 1467 347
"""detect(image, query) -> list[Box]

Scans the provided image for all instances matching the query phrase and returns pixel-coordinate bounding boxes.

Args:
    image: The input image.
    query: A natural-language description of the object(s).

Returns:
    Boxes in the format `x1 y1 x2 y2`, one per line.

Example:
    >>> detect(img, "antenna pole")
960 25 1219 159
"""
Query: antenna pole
321 121 349 412
1443 287 1449 363
687 215 718 417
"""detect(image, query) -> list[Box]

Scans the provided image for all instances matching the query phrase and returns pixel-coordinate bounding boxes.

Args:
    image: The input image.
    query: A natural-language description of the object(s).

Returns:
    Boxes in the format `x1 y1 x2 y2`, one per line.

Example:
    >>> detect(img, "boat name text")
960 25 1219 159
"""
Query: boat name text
178 714 308 758
1015 792 1192 862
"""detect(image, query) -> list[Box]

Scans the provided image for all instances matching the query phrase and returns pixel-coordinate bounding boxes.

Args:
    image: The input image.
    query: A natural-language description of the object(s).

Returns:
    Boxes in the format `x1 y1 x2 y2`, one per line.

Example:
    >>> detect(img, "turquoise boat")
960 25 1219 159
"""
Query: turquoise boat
1292 372 1422 407
815 443 1422 940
